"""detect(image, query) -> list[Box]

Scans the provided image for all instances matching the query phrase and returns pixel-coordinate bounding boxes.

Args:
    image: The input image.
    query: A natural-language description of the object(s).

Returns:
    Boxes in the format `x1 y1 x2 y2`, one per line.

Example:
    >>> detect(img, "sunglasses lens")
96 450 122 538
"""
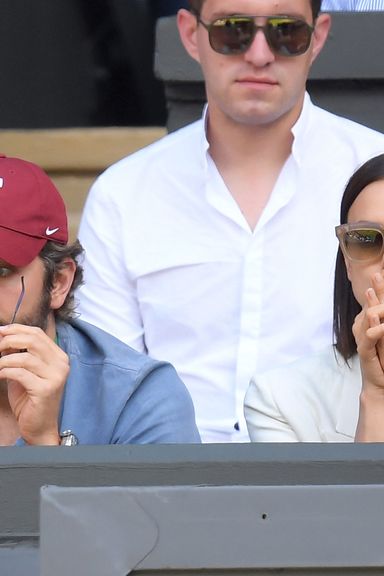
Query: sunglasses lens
267 18 312 56
207 17 312 56
344 229 384 261
209 17 254 54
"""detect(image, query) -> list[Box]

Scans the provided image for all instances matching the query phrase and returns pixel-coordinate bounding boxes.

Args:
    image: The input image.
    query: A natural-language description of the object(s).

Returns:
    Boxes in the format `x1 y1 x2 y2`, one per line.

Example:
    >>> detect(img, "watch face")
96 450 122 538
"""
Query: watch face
60 430 79 446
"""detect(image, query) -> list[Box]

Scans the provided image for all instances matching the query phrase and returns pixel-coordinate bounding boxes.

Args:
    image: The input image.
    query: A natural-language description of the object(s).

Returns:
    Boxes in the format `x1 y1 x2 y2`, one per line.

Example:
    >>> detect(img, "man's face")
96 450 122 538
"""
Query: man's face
0 257 51 330
179 0 330 128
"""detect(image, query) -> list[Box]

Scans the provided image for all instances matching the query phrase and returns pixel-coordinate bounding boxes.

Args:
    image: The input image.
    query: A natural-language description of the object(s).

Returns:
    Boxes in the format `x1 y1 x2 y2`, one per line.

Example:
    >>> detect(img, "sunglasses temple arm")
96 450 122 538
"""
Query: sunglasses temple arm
10 276 25 324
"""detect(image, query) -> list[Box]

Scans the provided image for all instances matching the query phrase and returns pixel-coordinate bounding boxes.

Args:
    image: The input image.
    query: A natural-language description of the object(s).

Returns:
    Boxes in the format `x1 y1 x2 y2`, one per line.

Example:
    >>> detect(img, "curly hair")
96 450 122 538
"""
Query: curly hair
39 239 84 323
188 0 322 19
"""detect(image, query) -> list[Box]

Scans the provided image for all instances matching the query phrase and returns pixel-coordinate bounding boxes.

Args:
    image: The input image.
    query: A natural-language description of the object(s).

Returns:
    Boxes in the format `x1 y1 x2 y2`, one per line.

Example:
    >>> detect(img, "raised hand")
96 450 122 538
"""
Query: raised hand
354 272 384 441
0 324 69 445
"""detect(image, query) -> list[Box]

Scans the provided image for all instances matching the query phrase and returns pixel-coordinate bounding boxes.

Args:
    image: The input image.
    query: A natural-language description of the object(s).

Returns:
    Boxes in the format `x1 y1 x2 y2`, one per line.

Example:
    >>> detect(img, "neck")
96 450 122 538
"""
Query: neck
204 99 304 230
209 117 294 169
206 99 303 166
46 312 57 341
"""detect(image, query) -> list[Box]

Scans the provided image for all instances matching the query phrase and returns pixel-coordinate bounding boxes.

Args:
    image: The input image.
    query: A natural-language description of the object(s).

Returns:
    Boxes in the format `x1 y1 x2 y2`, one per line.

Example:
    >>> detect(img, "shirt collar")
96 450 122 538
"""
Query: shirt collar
201 104 210 173
291 92 313 167
201 92 314 169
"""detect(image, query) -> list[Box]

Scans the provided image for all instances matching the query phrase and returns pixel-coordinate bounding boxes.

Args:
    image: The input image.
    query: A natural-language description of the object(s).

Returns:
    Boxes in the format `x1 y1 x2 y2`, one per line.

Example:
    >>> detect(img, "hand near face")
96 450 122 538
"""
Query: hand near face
0 324 69 445
353 272 384 441
353 272 384 382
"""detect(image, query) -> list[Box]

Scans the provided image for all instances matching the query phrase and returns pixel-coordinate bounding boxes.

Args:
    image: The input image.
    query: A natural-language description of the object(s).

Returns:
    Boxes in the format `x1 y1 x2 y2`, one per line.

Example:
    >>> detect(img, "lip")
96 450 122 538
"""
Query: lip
236 76 278 87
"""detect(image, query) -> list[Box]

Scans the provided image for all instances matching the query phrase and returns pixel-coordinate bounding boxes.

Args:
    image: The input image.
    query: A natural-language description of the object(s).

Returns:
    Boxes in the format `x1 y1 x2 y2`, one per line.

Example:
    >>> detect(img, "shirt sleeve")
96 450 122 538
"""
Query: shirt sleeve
77 175 146 352
244 376 301 442
112 363 201 444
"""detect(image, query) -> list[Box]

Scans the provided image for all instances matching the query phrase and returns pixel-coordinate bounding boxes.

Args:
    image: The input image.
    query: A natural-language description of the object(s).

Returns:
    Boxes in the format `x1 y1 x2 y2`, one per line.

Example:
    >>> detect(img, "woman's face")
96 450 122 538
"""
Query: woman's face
345 179 384 308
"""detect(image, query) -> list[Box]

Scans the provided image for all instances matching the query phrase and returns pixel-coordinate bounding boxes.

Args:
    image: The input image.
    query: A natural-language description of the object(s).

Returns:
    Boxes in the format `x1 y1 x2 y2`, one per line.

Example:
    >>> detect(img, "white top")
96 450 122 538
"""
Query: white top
244 347 361 442
322 0 384 9
77 94 384 443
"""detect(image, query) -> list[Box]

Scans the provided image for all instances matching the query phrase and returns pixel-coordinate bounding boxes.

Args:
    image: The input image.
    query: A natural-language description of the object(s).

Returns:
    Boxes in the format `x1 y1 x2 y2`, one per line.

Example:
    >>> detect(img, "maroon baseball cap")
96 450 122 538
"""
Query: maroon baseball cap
0 154 68 267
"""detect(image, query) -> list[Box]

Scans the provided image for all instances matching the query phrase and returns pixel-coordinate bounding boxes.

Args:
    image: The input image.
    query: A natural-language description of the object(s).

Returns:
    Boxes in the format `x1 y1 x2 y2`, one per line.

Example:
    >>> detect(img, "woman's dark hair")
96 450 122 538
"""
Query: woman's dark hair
39 239 84 323
334 154 384 362
188 0 322 19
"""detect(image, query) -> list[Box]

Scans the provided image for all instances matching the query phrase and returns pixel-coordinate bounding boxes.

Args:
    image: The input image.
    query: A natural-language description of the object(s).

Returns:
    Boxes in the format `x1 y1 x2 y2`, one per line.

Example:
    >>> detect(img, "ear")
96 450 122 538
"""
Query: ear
177 8 201 63
49 258 76 311
309 13 332 65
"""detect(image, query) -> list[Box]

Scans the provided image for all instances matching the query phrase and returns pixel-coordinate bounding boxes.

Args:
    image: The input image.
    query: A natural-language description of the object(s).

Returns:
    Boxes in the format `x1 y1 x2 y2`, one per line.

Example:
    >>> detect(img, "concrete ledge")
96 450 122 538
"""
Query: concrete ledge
0 126 166 171
0 127 166 239
2 444 384 575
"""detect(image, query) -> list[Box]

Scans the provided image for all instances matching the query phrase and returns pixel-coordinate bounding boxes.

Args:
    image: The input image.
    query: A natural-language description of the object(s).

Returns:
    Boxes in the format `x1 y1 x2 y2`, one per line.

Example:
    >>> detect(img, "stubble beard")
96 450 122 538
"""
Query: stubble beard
0 288 52 388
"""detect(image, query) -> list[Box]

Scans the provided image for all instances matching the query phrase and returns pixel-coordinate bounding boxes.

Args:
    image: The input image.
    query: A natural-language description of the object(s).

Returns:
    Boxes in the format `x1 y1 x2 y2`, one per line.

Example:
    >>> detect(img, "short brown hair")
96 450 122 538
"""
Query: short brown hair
188 0 322 19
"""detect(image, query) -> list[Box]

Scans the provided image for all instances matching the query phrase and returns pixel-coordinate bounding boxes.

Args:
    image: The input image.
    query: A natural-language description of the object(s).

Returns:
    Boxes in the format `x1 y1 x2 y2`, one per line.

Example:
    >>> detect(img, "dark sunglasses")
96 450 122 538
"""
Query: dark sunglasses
335 222 384 262
195 14 314 57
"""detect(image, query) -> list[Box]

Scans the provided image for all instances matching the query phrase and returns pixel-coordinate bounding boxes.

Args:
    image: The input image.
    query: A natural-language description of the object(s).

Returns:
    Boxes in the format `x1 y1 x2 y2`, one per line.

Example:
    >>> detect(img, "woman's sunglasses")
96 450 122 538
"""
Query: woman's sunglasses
335 222 384 262
195 14 314 57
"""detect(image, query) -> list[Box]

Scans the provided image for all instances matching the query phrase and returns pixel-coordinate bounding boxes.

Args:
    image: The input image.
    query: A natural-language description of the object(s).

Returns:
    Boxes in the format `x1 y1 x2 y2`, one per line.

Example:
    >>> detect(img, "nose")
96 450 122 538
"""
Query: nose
243 28 275 66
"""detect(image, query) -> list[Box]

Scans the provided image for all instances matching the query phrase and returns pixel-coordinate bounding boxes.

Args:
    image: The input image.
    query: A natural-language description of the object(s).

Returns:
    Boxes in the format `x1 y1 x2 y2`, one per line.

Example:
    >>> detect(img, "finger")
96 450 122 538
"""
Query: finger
0 336 66 367
371 272 384 305
0 323 51 343
355 301 384 357
366 287 381 308
366 323 384 340
353 302 371 341
0 325 67 364
365 311 384 373
0 333 62 359
0 367 43 392
0 352 69 391
363 288 384 327
365 293 382 330
357 323 382 357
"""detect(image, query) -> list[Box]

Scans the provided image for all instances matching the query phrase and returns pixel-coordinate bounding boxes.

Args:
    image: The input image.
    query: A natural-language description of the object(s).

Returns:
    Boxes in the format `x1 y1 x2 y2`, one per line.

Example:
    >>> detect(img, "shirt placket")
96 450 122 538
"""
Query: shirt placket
234 156 299 437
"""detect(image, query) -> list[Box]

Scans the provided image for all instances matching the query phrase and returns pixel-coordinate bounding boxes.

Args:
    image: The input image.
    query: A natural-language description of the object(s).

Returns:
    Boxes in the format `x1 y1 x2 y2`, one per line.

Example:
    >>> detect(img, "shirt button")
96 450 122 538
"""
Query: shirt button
234 422 240 431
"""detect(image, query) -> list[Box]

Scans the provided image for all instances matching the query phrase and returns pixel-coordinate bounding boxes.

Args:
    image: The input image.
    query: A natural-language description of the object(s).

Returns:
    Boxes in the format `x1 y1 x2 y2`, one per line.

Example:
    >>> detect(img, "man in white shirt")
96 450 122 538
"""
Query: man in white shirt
322 0 384 9
77 0 384 443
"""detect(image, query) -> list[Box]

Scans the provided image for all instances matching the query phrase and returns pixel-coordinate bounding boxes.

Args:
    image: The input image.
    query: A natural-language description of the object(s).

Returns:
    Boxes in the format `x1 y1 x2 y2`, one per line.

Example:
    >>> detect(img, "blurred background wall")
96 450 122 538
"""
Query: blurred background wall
0 0 172 128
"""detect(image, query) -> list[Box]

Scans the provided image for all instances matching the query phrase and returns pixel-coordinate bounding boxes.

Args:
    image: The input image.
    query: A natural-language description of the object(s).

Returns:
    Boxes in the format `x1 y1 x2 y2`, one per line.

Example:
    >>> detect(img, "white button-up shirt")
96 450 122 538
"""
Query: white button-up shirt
78 94 384 442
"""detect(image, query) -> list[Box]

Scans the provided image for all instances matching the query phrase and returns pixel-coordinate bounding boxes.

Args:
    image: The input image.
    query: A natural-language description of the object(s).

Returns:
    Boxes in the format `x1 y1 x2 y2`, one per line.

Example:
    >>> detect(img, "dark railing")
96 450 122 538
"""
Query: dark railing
2 444 384 574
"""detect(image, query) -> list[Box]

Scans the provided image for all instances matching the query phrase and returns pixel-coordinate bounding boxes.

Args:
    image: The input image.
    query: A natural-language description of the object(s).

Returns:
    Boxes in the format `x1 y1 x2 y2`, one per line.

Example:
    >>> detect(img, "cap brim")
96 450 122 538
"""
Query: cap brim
0 227 47 267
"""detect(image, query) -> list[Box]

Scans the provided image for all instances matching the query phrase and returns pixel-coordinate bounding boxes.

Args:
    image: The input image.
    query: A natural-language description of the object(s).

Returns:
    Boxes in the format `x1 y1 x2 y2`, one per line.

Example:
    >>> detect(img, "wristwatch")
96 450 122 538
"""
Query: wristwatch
60 430 79 446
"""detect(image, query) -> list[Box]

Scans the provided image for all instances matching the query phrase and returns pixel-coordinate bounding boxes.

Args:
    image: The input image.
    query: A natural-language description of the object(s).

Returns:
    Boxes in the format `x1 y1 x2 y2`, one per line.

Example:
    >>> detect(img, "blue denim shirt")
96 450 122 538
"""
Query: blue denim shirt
17 319 200 445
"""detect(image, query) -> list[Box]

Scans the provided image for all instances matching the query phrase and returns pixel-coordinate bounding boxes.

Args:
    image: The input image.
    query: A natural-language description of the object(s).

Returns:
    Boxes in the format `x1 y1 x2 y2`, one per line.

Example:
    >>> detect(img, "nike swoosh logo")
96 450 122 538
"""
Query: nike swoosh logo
46 227 59 236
